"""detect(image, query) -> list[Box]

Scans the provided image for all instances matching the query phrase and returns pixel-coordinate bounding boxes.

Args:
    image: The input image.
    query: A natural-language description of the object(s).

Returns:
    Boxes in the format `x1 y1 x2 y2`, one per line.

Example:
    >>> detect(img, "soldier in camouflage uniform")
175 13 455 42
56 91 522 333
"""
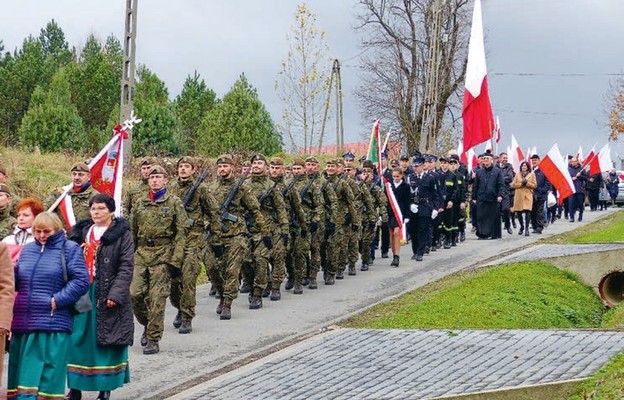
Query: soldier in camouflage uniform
243 154 288 304
0 184 16 238
129 165 188 354
208 154 270 320
304 157 342 285
360 161 388 270
344 163 374 275
326 159 358 279
47 162 99 228
168 156 221 334
123 157 155 216
269 157 308 299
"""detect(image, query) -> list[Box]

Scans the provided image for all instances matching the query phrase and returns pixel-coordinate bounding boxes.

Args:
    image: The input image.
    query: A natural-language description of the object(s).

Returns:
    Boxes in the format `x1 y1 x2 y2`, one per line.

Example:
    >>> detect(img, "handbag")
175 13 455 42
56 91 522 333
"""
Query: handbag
61 241 92 315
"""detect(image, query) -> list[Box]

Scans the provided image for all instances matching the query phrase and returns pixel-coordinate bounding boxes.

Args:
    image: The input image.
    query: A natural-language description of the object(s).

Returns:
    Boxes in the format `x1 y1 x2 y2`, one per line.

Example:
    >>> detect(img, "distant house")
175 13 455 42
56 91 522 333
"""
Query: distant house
301 141 403 159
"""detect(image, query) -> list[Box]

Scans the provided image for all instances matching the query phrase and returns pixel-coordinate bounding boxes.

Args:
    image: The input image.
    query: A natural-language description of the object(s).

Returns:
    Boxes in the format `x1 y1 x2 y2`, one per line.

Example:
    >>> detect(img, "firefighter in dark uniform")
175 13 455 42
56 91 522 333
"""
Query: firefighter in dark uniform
438 156 458 249
406 156 440 261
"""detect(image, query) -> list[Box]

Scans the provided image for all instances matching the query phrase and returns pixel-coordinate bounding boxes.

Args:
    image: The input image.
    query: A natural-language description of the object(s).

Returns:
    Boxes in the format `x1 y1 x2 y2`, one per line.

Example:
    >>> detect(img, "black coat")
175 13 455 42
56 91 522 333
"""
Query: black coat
472 165 505 203
69 217 135 346
386 180 411 225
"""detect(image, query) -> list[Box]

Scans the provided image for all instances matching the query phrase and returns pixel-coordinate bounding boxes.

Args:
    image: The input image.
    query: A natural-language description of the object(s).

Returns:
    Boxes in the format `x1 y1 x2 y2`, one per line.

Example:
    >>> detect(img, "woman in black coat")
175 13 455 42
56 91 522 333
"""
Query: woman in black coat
386 167 411 267
66 194 134 400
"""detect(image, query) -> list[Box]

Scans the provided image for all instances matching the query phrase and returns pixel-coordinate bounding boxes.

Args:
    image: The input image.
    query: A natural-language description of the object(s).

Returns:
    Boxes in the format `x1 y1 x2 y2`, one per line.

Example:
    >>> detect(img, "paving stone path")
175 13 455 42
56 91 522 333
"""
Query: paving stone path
174 328 624 400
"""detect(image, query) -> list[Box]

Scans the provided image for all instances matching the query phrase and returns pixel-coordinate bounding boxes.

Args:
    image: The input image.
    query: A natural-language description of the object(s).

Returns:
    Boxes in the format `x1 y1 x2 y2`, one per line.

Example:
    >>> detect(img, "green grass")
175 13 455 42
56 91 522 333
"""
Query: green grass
343 261 605 330
544 210 624 244
568 353 624 400
600 304 624 330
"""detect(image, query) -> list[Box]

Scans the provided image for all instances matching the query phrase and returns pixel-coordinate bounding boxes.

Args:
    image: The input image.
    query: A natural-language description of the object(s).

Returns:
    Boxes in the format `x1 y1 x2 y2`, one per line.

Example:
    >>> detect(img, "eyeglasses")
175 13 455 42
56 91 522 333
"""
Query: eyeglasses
34 228 53 235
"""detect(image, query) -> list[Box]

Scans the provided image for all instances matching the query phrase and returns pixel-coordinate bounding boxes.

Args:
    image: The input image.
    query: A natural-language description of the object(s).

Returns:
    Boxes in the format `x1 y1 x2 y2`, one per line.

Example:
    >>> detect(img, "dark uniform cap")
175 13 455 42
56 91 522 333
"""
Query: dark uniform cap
449 154 460 163
342 152 356 161
305 156 319 164
71 162 90 173
177 156 195 167
390 159 400 167
216 154 235 165
292 158 305 167
250 153 267 163
269 157 284 166
399 154 409 161
425 154 438 162
530 154 540 160
148 165 168 176
439 156 448 163
413 156 425 166
381 152 388 159
479 152 493 158
0 183 11 195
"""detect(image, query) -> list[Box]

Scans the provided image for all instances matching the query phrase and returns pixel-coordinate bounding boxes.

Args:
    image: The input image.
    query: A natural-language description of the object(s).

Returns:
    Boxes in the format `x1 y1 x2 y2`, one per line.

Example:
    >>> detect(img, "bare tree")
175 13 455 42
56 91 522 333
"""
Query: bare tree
276 3 331 153
355 0 471 153
606 76 624 141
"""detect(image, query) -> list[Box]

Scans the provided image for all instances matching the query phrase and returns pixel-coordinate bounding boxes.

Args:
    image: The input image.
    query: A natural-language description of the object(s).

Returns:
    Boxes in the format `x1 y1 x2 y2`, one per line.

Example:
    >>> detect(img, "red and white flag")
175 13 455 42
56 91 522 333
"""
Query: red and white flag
589 143 613 176
383 180 407 242
539 143 576 204
462 0 495 152
466 147 477 173
581 143 596 167
576 145 583 162
48 125 128 229
510 134 524 172
494 116 501 144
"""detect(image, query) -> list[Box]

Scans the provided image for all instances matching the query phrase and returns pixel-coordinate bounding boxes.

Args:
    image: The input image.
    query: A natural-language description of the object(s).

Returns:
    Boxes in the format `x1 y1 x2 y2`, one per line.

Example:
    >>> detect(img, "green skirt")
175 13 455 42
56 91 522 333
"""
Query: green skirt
67 284 130 391
8 331 70 399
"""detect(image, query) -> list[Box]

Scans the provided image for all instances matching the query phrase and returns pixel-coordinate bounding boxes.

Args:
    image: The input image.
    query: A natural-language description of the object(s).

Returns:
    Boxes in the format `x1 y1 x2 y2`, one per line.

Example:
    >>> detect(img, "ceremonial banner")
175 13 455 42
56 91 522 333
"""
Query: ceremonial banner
367 119 383 165
462 0 495 151
510 135 524 171
582 144 596 167
540 144 576 204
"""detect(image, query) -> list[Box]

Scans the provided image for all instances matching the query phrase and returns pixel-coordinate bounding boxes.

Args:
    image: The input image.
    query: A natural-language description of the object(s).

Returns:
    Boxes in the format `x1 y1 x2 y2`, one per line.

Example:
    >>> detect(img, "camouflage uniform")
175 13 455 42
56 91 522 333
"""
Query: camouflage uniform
318 172 340 280
273 173 308 289
129 187 187 342
47 184 99 228
329 173 359 274
208 168 269 312
361 178 388 266
244 173 288 298
0 206 16 239
123 179 150 217
345 177 372 272
169 175 221 323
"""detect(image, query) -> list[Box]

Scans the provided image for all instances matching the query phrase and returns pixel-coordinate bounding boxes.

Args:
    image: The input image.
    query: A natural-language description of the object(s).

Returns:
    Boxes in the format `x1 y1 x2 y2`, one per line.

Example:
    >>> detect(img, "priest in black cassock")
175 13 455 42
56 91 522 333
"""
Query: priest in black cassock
471 152 505 239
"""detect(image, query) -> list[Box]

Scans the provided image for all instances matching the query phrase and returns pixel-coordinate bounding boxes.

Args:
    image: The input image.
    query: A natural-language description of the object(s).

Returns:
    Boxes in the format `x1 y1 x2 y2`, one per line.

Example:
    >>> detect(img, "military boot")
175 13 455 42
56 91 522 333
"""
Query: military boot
173 311 182 328
324 274 335 285
308 277 318 289
208 285 217 297
140 328 148 347
348 264 356 276
360 263 369 271
143 340 159 355
239 282 252 294
270 288 281 301
336 270 344 280
249 296 263 309
293 282 304 294
262 282 272 298
216 297 224 315
220 299 232 320
179 320 192 334
285 278 295 290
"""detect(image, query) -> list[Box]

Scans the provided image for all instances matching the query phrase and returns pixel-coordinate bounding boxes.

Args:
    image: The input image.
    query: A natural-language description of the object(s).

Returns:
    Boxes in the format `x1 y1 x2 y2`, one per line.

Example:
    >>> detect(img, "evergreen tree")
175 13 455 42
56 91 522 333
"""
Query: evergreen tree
197 74 282 156
18 67 85 152
175 71 216 154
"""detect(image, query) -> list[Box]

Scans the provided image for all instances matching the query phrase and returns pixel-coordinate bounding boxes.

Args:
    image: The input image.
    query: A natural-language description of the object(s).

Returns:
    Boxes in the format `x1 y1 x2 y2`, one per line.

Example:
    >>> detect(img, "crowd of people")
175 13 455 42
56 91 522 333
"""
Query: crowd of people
0 147 618 399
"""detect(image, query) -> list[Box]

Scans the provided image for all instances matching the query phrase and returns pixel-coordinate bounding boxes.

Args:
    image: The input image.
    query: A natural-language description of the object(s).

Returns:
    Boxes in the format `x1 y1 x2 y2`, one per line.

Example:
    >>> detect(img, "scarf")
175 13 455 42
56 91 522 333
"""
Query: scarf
73 181 91 193
149 187 167 202
83 225 108 283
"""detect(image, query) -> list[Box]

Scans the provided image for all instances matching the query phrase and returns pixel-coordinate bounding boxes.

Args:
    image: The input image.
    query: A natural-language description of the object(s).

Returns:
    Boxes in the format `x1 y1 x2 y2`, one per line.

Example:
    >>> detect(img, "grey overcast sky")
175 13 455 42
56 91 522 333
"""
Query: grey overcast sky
2 0 624 158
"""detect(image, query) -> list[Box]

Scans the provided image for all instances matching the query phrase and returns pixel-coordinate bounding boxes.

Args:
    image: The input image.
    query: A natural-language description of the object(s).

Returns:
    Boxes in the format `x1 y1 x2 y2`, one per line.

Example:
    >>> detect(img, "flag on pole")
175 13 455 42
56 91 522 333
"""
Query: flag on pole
466 147 477 173
484 140 492 154
494 116 501 144
582 143 596 167
367 119 382 165
539 143 576 204
589 143 613 176
48 124 130 229
576 145 583 162
462 0 495 152
510 135 524 172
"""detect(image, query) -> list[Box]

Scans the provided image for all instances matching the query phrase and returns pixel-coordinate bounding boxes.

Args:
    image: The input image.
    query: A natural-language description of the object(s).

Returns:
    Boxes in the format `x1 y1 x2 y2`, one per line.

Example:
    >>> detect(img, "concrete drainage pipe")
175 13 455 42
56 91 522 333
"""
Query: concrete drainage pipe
598 271 624 307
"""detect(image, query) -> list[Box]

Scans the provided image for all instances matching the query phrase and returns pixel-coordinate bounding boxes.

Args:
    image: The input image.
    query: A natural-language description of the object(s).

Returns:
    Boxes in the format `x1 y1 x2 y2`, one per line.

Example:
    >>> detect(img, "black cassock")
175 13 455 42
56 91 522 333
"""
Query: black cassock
472 165 505 239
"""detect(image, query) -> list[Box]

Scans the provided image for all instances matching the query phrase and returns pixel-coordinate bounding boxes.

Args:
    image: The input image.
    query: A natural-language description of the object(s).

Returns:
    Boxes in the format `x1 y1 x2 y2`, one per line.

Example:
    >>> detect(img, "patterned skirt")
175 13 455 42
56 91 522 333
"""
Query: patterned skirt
66 284 130 391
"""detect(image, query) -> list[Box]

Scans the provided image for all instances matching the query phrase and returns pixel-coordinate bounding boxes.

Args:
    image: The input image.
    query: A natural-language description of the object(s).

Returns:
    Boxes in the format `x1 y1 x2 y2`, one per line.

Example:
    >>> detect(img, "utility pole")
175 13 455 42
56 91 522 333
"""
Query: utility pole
318 59 344 155
120 0 138 164
419 0 443 152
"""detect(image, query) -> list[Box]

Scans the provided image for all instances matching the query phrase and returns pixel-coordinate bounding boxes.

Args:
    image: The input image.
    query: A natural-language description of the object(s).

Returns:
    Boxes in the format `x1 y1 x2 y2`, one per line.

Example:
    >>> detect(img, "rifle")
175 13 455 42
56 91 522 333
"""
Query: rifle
258 181 278 206
299 175 316 207
282 175 300 197
219 175 247 233
183 165 210 214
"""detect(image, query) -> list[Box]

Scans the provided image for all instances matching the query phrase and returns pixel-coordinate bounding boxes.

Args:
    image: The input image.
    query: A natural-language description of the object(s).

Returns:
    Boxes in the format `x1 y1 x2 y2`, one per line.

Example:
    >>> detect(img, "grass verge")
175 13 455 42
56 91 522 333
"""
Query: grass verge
568 352 624 400
600 304 624 329
342 261 605 330
543 210 624 244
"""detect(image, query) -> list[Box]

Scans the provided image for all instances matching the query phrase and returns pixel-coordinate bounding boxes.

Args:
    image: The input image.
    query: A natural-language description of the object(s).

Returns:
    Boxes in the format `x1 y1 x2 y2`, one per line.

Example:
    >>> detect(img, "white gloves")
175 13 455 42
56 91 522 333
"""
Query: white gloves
410 204 419 214
403 218 410 224
431 210 438 219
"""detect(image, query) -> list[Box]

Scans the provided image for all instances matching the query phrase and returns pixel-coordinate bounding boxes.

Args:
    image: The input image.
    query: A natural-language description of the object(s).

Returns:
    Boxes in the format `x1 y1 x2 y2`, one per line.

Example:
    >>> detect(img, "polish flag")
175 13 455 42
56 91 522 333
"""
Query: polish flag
589 143 613 176
484 139 493 154
539 143 576 204
576 146 583 162
582 144 596 167
494 116 501 144
384 180 407 242
457 140 468 164
466 147 477 173
462 0 494 152
510 135 524 172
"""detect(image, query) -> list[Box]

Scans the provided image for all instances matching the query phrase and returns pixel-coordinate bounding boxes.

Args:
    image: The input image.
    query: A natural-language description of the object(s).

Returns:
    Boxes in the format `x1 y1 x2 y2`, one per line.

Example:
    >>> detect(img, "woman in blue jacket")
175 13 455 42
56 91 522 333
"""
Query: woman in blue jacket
7 212 90 400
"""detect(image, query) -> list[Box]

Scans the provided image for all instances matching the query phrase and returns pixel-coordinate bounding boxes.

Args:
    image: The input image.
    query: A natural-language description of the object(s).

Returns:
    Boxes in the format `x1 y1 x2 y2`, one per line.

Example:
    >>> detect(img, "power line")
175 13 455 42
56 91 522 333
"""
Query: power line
496 108 600 118
491 72 624 77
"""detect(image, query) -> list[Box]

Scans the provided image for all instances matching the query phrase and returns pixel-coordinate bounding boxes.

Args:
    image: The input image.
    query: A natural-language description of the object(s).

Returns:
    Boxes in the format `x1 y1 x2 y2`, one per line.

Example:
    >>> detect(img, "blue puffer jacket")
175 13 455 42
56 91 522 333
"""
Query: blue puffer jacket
12 230 90 334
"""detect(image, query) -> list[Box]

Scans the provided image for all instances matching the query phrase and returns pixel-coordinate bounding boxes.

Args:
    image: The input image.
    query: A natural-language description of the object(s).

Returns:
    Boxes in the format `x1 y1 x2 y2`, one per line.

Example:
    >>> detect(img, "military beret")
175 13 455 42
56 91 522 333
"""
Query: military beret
177 156 195 167
325 159 337 166
335 159 345 167
530 154 540 160
148 165 168 176
361 166 373 173
242 160 251 167
216 154 235 165
362 160 374 169
269 157 284 166
305 156 319 164
71 162 90 173
0 164 6 176
250 153 267 163
342 152 355 161
292 158 305 167
0 183 11 195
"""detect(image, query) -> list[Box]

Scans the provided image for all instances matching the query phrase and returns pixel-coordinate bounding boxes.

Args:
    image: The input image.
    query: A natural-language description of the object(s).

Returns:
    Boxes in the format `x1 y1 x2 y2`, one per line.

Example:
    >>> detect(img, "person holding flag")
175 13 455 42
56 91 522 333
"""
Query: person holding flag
46 163 98 229
567 157 588 222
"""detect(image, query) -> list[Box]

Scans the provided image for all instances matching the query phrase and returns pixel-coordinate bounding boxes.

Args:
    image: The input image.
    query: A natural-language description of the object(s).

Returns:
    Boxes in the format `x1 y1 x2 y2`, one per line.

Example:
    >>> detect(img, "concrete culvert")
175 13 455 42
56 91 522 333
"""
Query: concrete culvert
598 271 624 307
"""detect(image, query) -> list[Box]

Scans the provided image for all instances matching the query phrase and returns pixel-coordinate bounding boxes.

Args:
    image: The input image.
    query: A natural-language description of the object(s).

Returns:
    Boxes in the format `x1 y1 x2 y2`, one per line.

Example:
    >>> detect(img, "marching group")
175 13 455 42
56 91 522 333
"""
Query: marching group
0 147 617 400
